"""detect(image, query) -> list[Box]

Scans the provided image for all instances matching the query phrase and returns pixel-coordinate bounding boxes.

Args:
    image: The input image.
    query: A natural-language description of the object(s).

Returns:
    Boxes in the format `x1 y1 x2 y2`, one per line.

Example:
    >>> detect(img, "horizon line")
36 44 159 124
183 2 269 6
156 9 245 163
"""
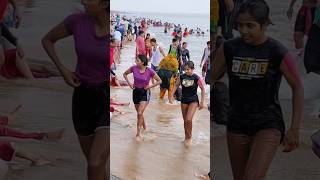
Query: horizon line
110 9 209 16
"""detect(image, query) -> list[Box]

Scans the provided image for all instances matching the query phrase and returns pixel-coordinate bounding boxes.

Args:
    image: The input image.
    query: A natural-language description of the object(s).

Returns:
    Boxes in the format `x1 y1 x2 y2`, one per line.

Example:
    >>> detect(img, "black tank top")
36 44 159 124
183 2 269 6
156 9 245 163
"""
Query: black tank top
224 37 288 137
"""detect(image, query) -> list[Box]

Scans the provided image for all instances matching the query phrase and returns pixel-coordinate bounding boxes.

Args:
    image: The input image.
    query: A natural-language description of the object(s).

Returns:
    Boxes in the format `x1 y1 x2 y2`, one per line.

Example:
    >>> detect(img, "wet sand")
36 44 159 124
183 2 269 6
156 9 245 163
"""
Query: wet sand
2 1 90 179
110 26 210 179
212 0 320 179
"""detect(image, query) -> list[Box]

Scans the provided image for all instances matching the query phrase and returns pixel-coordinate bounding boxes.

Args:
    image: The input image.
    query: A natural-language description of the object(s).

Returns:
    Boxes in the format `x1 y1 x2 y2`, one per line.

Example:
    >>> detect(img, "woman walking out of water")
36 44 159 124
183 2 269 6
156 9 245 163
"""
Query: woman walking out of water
123 55 162 141
212 1 304 179
172 61 205 146
42 0 108 179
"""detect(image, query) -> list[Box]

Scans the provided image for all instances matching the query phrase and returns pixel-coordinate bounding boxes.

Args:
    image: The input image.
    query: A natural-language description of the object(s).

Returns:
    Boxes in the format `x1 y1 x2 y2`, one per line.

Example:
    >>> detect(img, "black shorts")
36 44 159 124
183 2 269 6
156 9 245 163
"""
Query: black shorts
304 25 320 73
72 82 108 136
133 88 151 104
294 6 316 33
181 95 199 105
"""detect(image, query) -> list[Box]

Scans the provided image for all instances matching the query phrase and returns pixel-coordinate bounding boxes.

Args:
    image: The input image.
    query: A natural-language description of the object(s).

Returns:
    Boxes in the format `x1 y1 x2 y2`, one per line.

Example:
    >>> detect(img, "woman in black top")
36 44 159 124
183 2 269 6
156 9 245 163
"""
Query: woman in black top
172 61 205 146
212 0 304 179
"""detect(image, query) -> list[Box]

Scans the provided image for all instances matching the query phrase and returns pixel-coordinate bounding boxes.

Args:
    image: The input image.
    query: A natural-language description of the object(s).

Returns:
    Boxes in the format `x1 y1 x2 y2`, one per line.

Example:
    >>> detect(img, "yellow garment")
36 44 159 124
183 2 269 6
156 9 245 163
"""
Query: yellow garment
211 0 219 33
158 54 179 73
159 76 175 100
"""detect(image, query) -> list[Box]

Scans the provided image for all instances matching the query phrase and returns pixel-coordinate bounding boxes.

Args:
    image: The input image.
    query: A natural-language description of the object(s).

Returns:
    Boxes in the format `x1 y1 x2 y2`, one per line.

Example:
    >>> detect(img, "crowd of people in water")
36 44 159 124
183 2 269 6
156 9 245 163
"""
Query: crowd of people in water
110 12 211 146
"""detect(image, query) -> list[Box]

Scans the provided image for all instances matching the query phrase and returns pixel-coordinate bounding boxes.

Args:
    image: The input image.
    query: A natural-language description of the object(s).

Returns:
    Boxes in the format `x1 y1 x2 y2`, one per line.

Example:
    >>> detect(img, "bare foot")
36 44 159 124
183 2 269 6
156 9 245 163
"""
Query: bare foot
198 175 210 180
33 158 51 166
135 135 142 142
184 139 192 147
45 129 65 140
7 105 23 125
141 128 147 135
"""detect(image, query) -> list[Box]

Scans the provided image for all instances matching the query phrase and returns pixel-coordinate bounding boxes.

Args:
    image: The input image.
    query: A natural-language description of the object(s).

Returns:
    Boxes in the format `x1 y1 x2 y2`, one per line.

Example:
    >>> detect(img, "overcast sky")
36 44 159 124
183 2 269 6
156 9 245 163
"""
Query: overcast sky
111 0 209 15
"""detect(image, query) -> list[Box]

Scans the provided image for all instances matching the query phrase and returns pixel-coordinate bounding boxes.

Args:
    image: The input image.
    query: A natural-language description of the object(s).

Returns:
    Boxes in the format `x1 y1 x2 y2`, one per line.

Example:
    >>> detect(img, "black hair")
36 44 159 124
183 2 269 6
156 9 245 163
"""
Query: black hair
238 0 272 26
110 38 116 43
146 33 150 36
182 42 187 45
150 38 157 43
139 31 145 36
207 41 211 45
172 38 177 42
137 55 148 66
184 61 195 69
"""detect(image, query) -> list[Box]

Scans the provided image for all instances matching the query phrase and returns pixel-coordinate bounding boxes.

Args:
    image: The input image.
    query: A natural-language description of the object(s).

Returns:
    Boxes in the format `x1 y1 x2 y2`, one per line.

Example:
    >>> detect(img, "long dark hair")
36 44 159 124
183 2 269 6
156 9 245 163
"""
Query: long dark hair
238 0 272 26
137 55 148 66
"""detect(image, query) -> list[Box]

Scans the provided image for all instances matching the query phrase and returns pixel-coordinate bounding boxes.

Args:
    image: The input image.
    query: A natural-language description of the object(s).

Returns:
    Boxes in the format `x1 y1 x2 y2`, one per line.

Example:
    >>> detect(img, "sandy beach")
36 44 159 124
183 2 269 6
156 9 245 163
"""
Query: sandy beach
110 12 210 179
212 0 320 179
1 1 93 179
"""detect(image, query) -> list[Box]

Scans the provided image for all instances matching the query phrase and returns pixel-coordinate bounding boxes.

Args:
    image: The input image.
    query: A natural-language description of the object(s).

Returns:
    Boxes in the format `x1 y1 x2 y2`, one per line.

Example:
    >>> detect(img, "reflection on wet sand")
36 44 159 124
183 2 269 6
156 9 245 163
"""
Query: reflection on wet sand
111 82 210 180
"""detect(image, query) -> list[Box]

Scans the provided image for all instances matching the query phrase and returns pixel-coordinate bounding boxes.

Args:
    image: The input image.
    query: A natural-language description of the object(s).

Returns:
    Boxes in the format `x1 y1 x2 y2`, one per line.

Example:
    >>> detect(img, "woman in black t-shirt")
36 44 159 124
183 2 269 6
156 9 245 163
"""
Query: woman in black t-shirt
172 61 205 147
212 0 304 179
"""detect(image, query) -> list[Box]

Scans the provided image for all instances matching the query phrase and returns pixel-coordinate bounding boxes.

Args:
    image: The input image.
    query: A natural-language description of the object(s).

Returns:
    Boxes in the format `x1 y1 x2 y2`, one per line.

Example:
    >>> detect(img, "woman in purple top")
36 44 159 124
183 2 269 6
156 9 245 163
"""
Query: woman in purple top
123 55 162 141
41 0 108 179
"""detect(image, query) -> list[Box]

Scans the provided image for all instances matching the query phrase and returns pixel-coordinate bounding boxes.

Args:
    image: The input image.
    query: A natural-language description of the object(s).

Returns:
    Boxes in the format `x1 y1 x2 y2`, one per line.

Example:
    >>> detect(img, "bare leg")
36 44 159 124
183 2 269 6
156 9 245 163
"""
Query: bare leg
45 129 65 140
78 135 94 158
7 105 22 126
15 150 50 166
134 102 149 141
227 132 251 180
294 31 305 49
15 55 34 80
181 103 189 141
184 102 198 146
88 129 108 180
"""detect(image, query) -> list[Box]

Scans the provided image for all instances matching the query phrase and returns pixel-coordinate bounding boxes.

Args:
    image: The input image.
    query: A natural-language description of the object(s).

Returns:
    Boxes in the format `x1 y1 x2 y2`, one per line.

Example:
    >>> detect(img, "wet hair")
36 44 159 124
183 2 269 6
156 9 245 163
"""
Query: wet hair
184 61 195 69
172 38 177 43
150 38 157 43
137 55 148 66
139 31 144 35
238 0 272 26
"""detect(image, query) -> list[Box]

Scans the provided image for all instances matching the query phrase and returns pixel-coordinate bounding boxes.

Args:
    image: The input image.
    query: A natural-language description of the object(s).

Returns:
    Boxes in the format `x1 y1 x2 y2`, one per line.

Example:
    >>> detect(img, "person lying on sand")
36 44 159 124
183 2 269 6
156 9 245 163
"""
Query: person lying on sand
0 105 65 140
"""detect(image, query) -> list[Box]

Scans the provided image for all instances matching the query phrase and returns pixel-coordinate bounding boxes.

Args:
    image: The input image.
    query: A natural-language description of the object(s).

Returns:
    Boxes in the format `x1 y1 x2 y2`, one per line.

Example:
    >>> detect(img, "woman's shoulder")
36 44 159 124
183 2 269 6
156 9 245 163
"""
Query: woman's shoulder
130 65 138 71
224 37 241 47
64 12 91 24
193 73 200 80
267 37 288 58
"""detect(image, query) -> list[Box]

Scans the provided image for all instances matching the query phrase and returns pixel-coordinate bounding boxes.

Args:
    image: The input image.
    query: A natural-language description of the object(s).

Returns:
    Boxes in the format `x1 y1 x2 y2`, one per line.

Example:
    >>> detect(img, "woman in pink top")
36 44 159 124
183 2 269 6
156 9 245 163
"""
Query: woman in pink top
42 0 108 179
123 55 162 141
136 30 146 57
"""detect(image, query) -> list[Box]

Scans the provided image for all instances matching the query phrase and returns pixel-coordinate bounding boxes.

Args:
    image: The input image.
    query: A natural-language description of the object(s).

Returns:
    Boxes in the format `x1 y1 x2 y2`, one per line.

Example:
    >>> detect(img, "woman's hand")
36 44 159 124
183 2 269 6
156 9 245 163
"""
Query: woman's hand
283 128 300 152
144 85 151 90
129 83 135 90
61 68 81 88
287 7 294 20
